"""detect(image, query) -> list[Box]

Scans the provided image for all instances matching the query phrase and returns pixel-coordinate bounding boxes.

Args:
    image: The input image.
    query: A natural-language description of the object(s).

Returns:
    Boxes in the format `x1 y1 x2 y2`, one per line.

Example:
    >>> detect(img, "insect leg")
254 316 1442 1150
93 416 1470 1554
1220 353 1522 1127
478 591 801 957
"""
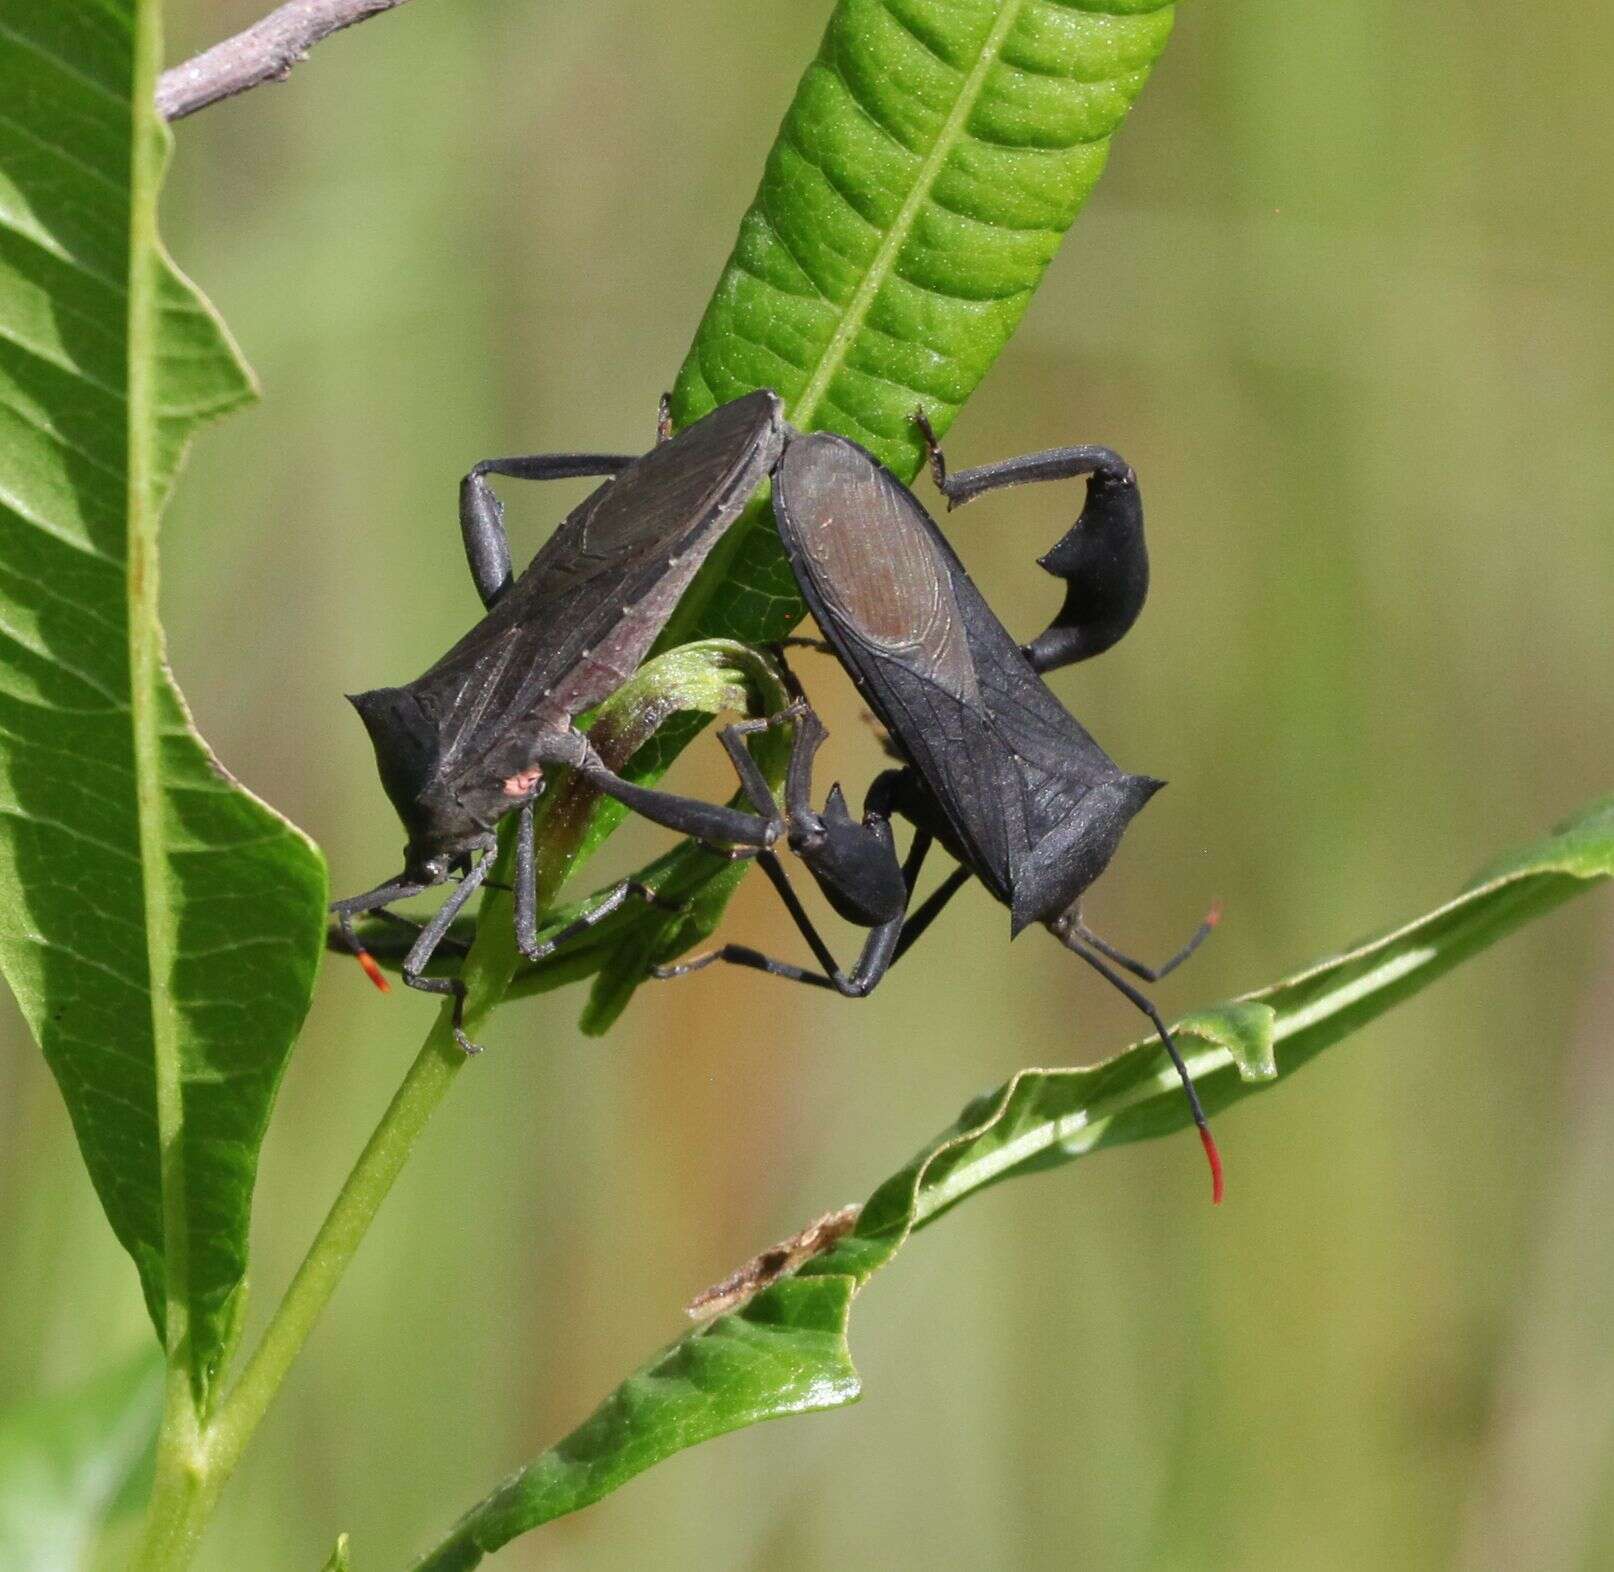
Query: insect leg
513 795 539 956
537 733 779 850
660 763 920 994
330 872 431 991
1074 903 1221 983
368 908 435 939
890 862 972 966
715 699 810 821
709 690 822 846
780 703 829 825
1060 930 1223 1204
654 944 841 990
771 638 899 767
360 908 474 960
401 856 493 1054
653 850 904 998
523 881 685 962
459 449 638 609
512 798 681 962
910 407 1147 674
912 407 1132 508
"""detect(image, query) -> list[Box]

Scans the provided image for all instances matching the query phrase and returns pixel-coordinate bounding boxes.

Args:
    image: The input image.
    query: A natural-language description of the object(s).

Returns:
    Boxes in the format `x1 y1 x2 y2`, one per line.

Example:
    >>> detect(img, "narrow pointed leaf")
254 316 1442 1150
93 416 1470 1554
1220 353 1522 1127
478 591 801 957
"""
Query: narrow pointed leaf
666 0 1178 647
415 795 1611 1565
0 3 326 1401
413 1278 858 1572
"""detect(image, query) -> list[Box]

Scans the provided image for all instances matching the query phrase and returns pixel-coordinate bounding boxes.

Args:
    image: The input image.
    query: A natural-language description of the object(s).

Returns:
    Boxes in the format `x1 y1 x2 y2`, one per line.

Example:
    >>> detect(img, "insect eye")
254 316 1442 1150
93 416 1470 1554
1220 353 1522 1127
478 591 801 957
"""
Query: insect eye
407 851 450 885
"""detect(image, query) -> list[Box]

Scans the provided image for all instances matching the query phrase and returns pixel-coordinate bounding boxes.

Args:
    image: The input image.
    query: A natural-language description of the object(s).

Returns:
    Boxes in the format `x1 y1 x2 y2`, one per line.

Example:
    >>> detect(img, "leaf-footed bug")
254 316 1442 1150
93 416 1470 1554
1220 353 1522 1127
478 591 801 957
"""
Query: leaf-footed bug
657 416 1224 1200
331 392 799 1050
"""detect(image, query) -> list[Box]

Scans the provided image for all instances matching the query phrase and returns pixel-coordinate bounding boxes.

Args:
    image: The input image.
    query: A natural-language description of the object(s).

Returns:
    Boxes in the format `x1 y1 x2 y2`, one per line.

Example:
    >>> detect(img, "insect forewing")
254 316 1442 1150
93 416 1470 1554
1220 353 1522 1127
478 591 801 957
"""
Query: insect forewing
773 433 1146 920
416 391 787 786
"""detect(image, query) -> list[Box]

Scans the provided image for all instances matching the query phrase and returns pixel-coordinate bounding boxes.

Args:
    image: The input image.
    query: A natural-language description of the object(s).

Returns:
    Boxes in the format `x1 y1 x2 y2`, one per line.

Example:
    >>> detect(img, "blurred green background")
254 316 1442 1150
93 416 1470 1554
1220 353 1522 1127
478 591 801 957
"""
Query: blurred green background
4 1 1612 1566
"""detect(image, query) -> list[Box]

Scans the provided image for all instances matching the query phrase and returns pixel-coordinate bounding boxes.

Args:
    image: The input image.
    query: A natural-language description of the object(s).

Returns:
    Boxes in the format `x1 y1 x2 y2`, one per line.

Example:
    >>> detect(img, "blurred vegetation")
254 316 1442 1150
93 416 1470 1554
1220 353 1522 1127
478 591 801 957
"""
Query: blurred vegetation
0 0 1609 1567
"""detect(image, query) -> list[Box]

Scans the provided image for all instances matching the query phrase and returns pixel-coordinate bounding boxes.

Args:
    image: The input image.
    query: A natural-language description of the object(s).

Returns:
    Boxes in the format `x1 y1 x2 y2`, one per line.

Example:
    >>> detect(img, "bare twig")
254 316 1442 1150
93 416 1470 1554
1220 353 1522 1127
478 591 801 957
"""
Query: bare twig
156 0 417 121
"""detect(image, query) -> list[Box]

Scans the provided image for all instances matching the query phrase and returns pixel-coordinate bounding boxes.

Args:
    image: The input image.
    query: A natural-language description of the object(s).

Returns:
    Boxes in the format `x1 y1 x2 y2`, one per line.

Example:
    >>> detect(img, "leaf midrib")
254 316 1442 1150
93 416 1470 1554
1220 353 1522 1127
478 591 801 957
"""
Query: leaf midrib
791 0 1028 429
126 0 192 1404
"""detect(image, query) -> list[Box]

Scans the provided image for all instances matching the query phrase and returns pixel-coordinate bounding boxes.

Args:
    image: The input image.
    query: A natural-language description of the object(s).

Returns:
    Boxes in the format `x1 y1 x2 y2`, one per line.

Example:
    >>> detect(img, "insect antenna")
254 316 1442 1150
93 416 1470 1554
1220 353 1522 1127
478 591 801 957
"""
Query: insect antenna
1057 925 1223 1204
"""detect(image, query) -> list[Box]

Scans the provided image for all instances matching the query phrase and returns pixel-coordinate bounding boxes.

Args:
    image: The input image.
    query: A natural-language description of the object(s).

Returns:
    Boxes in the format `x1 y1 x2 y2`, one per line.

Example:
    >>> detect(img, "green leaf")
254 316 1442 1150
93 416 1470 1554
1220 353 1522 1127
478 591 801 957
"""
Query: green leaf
0 4 326 1403
0 1348 162 1572
412 1279 859 1572
667 0 1177 647
320 1532 351 1572
513 0 1178 1017
413 795 1612 1566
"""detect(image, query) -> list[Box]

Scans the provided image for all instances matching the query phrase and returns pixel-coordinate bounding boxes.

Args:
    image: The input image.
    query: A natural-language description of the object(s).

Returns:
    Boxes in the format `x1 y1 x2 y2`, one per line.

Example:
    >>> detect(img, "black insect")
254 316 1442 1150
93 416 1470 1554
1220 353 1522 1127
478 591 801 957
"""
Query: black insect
331 391 794 1050
659 417 1224 1199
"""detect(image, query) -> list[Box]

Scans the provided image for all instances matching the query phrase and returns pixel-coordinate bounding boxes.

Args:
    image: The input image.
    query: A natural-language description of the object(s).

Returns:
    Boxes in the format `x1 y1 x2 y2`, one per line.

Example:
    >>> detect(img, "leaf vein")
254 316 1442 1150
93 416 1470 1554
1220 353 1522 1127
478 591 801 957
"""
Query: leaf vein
877 2 958 74
0 21 129 112
0 487 118 563
0 621 124 706
793 0 1030 427
0 107 127 202
0 208 127 295
0 802 141 864
0 391 127 484
0 318 129 402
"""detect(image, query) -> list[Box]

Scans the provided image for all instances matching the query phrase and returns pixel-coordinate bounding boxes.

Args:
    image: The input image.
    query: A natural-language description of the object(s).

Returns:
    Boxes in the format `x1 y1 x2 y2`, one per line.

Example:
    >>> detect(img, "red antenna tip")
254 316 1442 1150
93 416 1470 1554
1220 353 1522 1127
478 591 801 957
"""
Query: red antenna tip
1199 1125 1224 1204
355 948 391 994
1205 900 1224 929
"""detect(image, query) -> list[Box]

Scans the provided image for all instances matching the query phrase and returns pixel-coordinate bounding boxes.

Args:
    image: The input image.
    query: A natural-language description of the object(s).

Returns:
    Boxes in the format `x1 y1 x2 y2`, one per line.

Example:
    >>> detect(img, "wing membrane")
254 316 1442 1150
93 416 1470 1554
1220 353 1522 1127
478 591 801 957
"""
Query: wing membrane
402 391 785 786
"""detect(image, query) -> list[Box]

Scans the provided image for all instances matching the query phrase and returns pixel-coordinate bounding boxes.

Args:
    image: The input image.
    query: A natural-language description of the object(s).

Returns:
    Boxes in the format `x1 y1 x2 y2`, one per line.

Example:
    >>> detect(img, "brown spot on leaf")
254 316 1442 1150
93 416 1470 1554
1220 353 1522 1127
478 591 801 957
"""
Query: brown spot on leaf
686 1204 861 1319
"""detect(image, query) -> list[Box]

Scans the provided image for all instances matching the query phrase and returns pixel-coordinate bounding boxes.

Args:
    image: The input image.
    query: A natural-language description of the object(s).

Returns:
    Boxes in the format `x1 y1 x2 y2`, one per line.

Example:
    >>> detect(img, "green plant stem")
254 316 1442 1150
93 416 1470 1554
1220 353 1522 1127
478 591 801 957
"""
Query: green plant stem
135 828 532 1567
137 915 518 1566
208 1026 469 1476
137 1380 206 1572
134 1030 472 1570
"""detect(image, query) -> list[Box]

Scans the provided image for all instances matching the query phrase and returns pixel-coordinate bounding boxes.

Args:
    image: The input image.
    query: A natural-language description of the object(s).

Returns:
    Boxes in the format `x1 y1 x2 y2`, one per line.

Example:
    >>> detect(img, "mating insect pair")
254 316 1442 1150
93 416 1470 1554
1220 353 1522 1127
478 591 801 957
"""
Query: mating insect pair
331 391 1224 1200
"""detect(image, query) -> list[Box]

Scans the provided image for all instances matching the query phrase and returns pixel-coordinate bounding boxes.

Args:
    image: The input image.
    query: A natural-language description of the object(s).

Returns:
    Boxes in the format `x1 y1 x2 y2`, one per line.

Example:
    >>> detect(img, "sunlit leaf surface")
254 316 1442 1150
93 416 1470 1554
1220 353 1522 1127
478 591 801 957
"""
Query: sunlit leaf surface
0 3 326 1401
415 796 1612 1567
